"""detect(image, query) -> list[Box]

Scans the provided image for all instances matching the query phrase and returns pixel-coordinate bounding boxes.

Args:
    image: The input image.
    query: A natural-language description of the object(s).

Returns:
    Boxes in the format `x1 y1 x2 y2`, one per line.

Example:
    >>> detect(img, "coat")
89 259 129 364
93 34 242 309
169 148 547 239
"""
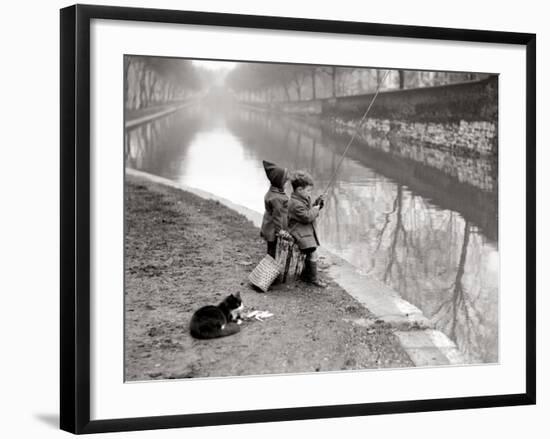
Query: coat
287 192 320 250
260 186 289 242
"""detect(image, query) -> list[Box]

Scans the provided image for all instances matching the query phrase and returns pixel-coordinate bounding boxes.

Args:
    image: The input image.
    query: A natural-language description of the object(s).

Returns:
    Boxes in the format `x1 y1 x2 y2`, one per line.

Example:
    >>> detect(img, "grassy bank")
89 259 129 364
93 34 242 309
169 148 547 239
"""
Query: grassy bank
125 175 413 381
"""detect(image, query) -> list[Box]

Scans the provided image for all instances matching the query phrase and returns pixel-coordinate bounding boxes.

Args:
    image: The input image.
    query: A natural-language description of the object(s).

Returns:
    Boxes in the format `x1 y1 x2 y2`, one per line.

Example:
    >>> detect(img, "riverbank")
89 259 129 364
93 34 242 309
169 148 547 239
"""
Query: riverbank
125 100 194 129
125 175 413 381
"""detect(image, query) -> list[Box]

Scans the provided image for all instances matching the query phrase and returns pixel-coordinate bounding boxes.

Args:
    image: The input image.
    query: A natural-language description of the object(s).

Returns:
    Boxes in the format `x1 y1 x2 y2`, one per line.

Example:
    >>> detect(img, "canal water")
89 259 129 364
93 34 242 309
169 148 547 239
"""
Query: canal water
125 103 499 364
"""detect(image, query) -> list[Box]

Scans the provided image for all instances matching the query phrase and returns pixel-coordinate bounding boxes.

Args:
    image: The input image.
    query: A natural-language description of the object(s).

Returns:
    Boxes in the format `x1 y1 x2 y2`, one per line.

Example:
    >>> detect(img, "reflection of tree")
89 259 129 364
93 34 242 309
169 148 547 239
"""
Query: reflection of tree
375 184 421 293
310 139 317 173
124 108 202 174
294 132 302 167
375 184 400 252
430 220 486 362
381 184 405 283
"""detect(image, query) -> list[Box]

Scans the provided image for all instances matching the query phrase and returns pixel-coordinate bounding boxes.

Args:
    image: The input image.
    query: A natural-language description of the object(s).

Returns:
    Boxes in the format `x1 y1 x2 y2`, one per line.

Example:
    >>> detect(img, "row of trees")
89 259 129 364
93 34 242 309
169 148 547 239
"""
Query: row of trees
124 56 210 110
225 63 488 103
124 58 489 108
226 63 338 102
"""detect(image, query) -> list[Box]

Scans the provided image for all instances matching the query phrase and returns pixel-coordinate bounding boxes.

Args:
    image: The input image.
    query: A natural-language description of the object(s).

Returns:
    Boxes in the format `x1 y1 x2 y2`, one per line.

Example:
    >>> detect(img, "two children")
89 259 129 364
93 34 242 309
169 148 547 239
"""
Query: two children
260 161 326 288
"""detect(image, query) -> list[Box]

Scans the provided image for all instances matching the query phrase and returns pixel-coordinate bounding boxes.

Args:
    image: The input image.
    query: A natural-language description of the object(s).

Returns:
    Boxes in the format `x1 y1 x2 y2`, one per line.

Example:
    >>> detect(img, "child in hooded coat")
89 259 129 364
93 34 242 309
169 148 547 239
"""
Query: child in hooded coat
260 160 291 258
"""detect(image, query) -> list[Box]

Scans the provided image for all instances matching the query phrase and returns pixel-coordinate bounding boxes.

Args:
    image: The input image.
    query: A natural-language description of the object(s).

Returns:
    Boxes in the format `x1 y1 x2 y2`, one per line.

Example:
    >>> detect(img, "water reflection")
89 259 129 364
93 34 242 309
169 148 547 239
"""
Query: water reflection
125 104 498 364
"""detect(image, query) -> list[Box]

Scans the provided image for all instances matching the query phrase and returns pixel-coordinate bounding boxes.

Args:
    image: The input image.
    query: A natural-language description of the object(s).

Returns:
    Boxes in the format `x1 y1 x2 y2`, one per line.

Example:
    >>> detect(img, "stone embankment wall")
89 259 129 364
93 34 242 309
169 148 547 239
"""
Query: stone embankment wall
249 76 498 158
330 119 497 192
245 77 498 192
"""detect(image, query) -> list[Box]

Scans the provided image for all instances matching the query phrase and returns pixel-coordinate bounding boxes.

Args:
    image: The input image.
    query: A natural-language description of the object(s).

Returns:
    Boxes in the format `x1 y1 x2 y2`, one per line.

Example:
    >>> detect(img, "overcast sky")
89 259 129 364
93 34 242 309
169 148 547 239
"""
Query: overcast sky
192 60 237 71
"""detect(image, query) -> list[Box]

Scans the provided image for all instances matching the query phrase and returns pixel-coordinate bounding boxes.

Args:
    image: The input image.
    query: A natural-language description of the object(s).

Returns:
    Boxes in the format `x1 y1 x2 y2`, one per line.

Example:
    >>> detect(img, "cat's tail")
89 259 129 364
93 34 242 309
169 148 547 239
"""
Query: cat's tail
191 322 240 339
219 322 241 337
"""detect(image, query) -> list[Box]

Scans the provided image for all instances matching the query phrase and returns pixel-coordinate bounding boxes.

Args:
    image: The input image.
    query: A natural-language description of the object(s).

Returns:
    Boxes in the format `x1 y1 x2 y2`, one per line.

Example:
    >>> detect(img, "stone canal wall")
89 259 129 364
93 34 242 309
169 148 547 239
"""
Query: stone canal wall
321 76 498 123
329 120 497 192
247 76 498 158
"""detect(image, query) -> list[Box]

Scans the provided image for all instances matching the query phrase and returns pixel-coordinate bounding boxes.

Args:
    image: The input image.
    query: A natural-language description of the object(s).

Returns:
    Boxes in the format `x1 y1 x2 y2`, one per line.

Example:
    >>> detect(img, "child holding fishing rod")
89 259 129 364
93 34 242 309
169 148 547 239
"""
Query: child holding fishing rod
288 170 327 288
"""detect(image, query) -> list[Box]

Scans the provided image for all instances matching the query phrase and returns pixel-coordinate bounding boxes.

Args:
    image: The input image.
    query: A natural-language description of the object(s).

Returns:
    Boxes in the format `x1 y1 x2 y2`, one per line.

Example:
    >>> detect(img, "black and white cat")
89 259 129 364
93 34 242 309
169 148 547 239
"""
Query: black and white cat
189 292 244 339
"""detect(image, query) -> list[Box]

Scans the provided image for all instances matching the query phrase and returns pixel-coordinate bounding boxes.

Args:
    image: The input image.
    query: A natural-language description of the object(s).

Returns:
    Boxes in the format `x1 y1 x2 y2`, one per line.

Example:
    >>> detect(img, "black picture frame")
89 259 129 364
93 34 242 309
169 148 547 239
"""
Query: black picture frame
60 3 536 434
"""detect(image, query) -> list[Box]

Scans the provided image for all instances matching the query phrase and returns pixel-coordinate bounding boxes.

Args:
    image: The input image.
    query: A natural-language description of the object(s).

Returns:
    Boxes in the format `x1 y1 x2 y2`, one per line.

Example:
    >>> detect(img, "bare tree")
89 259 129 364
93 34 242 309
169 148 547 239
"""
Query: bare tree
305 66 318 100
291 67 307 101
319 66 337 97
126 56 201 109
398 70 405 89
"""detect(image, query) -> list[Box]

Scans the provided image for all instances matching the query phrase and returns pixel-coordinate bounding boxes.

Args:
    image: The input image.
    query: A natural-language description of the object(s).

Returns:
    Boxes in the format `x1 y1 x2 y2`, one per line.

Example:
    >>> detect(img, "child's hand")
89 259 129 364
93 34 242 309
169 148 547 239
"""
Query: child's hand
277 230 293 241
313 195 325 209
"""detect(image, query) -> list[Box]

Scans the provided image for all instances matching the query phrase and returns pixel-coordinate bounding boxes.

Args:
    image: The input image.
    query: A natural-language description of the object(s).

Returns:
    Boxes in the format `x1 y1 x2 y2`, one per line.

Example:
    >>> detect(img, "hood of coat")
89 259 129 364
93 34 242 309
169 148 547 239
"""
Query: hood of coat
262 160 287 189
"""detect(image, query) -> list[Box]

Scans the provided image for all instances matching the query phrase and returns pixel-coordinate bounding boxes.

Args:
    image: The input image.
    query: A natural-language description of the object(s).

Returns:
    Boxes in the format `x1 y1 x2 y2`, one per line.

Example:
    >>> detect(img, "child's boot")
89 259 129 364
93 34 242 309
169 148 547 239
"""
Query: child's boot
300 259 327 288
308 261 327 288
299 260 312 282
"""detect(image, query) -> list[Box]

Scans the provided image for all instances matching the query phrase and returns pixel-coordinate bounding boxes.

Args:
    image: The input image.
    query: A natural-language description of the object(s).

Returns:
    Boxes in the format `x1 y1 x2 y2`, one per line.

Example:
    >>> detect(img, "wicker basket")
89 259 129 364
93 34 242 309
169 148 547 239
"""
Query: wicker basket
248 254 282 292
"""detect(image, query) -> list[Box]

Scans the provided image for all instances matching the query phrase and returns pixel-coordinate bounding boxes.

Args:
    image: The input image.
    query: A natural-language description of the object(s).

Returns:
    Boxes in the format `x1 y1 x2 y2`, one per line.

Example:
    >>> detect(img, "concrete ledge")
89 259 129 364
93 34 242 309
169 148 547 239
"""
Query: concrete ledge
325 256 429 327
394 330 467 366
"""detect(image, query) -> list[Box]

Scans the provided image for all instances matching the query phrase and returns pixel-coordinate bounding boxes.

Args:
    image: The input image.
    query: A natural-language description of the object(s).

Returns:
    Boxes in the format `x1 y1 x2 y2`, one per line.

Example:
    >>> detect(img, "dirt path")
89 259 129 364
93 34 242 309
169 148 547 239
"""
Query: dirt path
125 176 413 381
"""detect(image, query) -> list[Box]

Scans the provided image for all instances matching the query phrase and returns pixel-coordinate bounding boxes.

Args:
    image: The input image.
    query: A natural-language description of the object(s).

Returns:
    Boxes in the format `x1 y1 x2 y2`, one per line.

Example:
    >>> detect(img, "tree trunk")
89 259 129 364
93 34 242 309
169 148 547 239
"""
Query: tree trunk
331 67 336 97
124 57 131 109
168 83 174 101
283 84 291 101
138 67 147 109
398 70 405 89
295 82 302 101
311 70 317 100
143 70 150 107
148 74 157 104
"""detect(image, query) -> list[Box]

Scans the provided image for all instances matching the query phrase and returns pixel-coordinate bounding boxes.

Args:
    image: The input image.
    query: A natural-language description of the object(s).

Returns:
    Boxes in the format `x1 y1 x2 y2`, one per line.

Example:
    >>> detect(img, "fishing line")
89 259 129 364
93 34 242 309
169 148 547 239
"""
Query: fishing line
322 69 391 196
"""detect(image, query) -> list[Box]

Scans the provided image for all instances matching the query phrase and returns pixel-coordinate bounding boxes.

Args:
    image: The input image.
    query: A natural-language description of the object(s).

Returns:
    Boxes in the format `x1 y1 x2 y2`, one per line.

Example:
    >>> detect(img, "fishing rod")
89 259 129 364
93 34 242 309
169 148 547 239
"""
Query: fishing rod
320 69 391 198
